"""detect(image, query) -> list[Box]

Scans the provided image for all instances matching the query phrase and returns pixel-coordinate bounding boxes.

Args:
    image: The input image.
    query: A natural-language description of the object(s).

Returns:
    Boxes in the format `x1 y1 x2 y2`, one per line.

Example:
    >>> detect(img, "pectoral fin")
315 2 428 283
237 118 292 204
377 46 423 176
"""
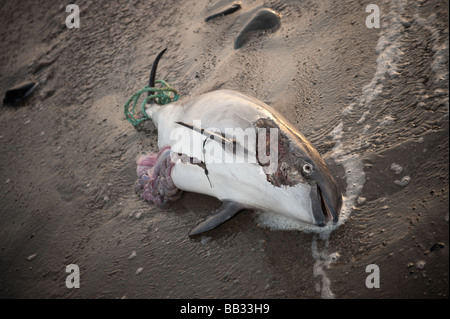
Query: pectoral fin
189 201 244 236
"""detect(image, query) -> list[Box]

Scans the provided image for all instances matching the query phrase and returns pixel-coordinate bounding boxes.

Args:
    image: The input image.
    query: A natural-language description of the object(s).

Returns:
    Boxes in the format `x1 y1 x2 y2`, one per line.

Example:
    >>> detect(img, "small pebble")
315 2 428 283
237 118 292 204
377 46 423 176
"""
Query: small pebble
128 251 136 260
357 197 366 205
394 175 411 186
27 254 37 261
416 260 426 270
328 252 340 262
390 163 403 174
136 267 143 275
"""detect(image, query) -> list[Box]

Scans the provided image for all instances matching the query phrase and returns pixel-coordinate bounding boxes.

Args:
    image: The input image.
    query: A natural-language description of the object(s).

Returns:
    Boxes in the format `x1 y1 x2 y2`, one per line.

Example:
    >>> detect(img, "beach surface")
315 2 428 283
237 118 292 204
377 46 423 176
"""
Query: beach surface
0 0 448 298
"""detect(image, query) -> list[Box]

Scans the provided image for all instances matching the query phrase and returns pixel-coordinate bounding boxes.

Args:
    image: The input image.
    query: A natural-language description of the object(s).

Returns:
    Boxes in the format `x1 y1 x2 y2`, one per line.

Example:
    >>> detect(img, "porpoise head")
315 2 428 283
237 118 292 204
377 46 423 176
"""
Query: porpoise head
296 143 342 226
256 117 343 227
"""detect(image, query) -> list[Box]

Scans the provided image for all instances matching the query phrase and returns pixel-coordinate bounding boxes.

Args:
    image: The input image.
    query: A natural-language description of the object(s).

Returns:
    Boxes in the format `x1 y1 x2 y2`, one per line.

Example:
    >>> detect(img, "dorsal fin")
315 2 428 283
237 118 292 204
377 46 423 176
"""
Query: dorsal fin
148 48 167 98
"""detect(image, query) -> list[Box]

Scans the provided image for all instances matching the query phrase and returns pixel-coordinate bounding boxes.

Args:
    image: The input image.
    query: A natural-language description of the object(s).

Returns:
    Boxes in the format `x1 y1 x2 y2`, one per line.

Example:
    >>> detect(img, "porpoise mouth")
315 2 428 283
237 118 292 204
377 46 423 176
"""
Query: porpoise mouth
310 181 341 227
318 185 333 224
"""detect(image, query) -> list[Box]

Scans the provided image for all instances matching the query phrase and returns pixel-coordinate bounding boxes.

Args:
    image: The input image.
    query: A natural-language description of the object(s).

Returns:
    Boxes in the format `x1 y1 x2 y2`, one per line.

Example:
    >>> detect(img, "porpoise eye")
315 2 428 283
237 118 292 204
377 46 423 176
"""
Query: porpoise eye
303 163 313 174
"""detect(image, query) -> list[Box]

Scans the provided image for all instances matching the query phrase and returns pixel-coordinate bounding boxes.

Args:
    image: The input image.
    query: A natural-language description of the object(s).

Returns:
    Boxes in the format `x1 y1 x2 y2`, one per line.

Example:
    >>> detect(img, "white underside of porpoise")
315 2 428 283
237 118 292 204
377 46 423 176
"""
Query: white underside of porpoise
145 90 315 224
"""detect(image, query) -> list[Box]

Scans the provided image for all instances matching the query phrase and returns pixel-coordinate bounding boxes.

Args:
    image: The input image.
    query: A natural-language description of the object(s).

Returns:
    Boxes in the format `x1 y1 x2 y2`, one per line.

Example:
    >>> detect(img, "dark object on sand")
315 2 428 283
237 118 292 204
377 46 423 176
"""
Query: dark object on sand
234 8 282 49
147 48 167 98
205 1 242 22
430 242 446 252
3 81 38 105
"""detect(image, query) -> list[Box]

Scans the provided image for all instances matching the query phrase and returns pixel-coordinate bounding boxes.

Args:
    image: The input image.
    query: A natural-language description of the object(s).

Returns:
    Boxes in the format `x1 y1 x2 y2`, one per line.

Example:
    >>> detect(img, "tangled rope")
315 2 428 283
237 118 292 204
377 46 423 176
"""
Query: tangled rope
124 80 180 126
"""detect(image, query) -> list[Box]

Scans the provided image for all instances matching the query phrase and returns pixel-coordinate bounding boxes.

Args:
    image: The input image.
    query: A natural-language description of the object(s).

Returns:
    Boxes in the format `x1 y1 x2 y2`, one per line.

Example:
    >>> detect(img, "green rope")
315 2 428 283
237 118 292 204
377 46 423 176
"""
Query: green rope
124 80 180 126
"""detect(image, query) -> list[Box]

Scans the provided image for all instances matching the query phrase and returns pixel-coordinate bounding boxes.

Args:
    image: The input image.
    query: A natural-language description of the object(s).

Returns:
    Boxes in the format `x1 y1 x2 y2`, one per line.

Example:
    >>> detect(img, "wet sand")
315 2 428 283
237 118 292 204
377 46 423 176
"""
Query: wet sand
0 0 448 298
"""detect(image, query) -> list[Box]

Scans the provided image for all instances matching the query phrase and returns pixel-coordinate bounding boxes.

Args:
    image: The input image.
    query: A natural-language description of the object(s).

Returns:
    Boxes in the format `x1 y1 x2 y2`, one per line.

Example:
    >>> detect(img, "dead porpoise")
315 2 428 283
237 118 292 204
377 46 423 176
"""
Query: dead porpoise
134 49 342 236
